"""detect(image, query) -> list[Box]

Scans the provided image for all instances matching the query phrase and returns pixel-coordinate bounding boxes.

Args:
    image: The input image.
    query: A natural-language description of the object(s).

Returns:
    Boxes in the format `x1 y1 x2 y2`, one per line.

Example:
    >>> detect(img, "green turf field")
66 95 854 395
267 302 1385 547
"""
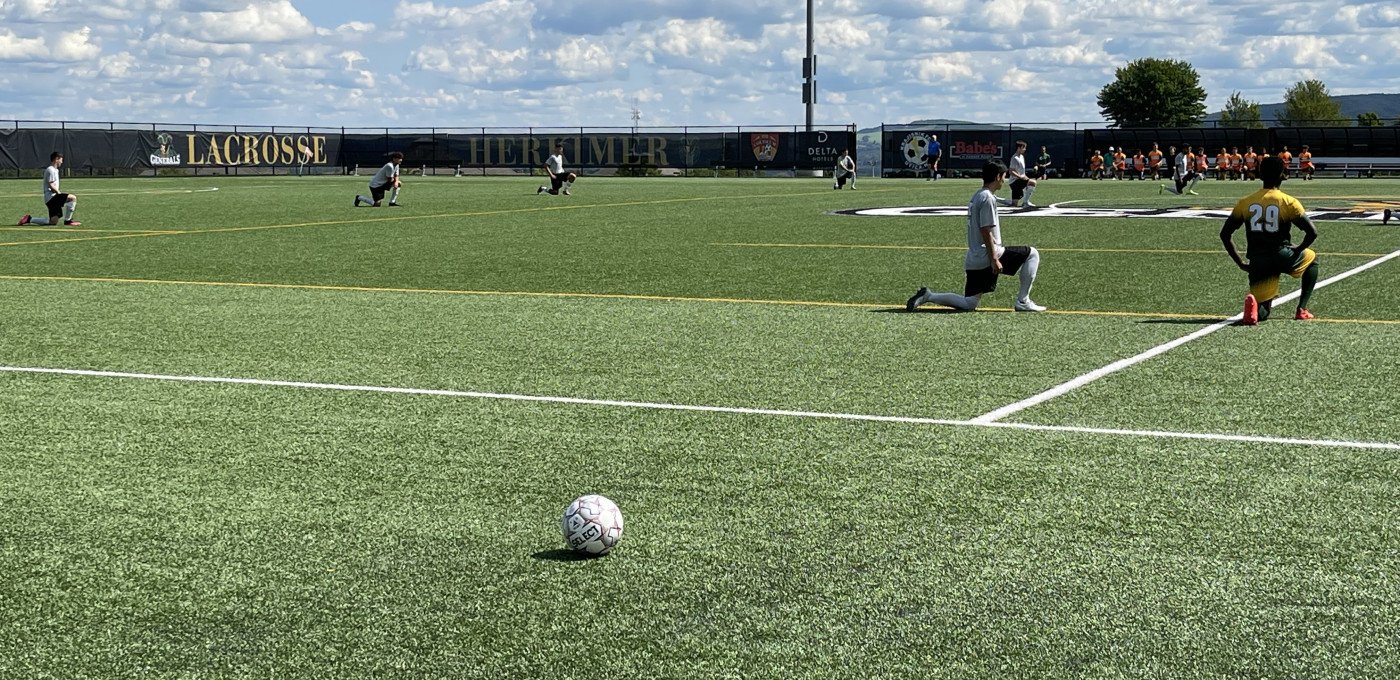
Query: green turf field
2 174 1399 677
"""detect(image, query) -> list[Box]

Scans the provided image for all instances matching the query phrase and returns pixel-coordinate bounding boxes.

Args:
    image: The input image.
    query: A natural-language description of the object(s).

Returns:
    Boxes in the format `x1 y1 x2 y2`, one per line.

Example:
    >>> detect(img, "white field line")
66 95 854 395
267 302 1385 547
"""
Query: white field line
972 247 1400 424
2 364 1397 452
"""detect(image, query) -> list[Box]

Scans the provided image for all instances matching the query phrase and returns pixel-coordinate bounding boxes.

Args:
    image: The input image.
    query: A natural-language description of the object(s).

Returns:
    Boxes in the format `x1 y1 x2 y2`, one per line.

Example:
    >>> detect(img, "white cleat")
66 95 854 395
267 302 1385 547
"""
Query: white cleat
1014 299 1047 312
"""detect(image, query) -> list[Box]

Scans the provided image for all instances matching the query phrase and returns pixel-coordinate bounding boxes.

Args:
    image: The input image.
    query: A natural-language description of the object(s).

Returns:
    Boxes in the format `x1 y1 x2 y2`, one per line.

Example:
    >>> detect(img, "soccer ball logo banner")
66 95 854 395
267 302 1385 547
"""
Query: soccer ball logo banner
561 494 625 556
901 133 932 171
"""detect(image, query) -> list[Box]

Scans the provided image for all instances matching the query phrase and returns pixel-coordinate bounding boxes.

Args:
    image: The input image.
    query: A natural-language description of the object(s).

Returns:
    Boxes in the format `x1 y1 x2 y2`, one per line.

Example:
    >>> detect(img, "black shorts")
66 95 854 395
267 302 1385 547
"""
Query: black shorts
964 246 1032 296
1010 178 1029 200
550 174 567 191
46 194 70 218
369 183 392 202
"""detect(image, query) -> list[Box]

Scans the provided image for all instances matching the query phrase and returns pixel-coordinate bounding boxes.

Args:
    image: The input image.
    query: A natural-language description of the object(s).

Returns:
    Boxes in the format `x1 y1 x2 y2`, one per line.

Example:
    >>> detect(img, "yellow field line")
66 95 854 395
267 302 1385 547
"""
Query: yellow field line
3 273 1398 324
0 227 183 234
0 233 186 247
0 189 898 246
713 242 1390 257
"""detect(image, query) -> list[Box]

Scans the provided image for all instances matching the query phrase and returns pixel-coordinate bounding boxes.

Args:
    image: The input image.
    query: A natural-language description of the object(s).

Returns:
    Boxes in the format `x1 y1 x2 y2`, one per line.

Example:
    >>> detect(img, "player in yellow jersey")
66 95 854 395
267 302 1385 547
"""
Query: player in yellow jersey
1220 156 1319 324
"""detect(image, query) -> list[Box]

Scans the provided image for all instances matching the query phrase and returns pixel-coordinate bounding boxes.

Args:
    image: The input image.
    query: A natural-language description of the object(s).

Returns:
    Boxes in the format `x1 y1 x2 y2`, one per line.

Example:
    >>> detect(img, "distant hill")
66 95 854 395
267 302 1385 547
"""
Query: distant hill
1205 92 1400 123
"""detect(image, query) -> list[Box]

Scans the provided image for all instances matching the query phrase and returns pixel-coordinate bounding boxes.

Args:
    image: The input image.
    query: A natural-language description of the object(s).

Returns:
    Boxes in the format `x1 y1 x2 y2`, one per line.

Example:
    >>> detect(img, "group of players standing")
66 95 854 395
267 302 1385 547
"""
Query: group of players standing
1088 143 1317 187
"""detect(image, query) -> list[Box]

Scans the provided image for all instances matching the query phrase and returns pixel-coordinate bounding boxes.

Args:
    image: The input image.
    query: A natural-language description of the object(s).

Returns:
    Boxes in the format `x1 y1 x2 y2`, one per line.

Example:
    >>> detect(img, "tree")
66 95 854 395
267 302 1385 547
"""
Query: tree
1278 79 1346 126
1097 58 1207 128
1357 112 1383 127
1218 91 1263 128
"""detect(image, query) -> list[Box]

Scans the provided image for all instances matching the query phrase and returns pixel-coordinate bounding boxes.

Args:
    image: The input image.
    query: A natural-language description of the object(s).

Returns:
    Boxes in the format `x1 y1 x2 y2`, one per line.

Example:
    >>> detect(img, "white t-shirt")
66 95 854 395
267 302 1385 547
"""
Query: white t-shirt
834 154 854 176
43 165 60 202
546 153 565 175
1175 152 1189 177
965 187 1003 270
1009 153 1027 180
370 162 399 188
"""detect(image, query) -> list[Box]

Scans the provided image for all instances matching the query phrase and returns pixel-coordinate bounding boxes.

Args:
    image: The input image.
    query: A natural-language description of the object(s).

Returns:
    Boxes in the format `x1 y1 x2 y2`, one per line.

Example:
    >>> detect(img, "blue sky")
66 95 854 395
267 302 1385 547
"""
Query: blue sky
1 0 1397 128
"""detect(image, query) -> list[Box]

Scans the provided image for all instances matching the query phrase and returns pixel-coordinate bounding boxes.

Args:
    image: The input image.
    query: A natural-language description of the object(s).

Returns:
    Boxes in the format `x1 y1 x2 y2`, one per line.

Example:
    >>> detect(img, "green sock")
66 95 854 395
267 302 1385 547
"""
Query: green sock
1298 262 1319 310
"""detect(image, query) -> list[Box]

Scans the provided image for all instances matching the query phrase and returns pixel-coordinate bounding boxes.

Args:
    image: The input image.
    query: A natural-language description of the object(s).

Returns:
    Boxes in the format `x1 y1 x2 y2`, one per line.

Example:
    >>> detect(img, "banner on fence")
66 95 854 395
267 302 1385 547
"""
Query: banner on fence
0 126 856 172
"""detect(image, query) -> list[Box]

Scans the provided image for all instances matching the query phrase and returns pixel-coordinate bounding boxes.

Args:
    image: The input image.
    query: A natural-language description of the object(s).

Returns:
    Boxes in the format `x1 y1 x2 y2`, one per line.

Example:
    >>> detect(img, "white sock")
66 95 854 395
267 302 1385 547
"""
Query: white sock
564 181 572 190
390 187 399 203
1024 185 1036 204
1188 176 1200 191
927 292 981 311
995 197 1013 207
1018 247 1040 302
62 200 76 221
356 195 370 204
30 217 50 225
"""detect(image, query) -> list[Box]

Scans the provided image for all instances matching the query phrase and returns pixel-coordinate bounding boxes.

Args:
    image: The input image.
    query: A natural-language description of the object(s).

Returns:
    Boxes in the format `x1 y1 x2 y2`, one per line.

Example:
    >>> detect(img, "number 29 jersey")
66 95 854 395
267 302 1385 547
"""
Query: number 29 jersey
1228 187 1307 262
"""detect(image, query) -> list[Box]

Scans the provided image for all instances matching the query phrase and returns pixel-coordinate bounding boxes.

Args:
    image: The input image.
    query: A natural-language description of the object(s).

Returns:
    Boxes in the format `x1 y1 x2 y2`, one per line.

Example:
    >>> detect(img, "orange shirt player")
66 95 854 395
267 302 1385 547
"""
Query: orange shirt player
1298 145 1315 180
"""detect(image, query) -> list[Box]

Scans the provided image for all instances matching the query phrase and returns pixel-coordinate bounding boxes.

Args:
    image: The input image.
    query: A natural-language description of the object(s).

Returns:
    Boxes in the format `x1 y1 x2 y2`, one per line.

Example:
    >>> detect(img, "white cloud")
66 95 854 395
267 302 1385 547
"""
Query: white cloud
0 0 1396 127
0 29 47 60
52 26 101 61
166 0 315 44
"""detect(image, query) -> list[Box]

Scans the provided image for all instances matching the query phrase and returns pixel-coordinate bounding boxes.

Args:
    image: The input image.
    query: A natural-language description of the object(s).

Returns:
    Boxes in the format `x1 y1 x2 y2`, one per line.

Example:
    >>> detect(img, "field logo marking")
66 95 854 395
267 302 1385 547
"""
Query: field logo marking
838 205 1393 222
972 247 1400 424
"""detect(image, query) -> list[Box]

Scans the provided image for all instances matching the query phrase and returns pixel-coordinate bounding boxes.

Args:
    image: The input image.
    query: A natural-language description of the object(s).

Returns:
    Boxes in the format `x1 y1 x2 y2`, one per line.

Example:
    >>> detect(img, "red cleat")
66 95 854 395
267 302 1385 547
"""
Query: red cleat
18 214 31 226
63 220 81 226
1242 294 1258 326
1295 308 1314 321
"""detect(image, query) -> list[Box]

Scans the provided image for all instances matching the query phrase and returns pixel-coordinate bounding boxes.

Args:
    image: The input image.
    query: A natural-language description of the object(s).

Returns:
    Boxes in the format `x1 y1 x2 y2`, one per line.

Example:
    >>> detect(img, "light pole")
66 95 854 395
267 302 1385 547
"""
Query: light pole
802 0 815 132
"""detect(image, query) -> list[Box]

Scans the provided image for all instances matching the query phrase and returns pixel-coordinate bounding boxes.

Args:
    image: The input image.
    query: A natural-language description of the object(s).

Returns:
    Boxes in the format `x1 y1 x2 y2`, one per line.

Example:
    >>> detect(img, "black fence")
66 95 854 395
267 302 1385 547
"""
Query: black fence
879 122 1400 178
0 121 857 177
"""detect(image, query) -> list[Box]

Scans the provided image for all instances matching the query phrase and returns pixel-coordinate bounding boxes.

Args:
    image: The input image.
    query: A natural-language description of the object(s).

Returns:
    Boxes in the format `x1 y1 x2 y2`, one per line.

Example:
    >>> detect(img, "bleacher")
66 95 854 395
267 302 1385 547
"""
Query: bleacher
1308 157 1400 178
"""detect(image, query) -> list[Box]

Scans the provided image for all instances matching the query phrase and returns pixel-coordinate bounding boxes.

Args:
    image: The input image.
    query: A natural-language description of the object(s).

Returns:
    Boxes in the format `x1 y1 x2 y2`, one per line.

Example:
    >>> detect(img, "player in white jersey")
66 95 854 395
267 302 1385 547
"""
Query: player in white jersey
999 140 1038 208
905 159 1046 313
1160 145 1201 196
538 144 577 195
833 149 856 189
17 152 80 226
354 152 403 207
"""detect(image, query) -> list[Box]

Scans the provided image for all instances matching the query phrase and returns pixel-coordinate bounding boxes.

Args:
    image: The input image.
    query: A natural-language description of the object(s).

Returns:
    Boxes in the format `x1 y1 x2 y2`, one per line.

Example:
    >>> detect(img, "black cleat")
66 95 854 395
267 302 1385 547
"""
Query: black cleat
353 196 361 207
906 287 929 312
388 202 402 207
1385 208 1392 225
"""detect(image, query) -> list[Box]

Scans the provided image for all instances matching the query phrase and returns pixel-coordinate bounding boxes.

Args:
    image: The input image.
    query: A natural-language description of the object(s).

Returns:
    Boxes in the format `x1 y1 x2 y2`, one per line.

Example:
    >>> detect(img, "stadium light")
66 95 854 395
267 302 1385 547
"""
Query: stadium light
802 0 815 131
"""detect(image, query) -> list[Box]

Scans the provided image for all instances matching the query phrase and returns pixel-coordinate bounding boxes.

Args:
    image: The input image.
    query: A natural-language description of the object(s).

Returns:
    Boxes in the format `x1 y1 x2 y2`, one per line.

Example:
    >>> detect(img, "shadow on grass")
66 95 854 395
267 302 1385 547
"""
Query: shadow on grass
1138 318 1230 325
870 307 972 314
532 548 597 562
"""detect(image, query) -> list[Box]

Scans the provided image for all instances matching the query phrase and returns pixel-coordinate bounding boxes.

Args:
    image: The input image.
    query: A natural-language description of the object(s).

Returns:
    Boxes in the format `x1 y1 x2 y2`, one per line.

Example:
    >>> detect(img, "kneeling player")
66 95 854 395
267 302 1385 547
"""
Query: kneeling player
833 149 856 189
538 144 577 195
17 152 80 226
906 159 1046 313
1220 156 1319 324
1160 145 1201 196
354 152 403 207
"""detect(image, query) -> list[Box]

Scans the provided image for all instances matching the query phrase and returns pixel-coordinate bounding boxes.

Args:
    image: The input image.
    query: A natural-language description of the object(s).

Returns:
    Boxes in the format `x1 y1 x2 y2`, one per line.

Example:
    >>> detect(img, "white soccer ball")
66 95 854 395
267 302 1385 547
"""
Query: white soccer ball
561 494 624 556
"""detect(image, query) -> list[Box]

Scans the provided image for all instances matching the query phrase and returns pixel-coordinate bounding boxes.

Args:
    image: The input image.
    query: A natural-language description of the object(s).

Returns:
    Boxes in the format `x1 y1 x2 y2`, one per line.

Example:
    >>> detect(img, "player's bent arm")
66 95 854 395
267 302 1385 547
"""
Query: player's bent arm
1220 217 1249 271
1293 214 1318 253
981 226 1002 275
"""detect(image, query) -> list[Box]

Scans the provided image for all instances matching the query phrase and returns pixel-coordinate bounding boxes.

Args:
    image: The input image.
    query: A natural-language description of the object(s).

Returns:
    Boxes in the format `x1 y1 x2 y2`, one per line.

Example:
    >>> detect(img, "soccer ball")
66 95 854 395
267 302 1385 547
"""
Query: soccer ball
561 494 624 556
